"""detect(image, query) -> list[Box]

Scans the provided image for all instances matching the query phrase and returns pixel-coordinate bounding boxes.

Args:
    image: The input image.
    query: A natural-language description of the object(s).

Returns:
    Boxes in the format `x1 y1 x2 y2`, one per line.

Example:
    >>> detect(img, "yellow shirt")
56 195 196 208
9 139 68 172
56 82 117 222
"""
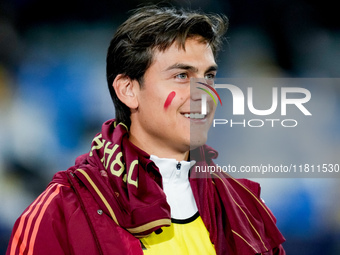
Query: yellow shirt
141 213 216 255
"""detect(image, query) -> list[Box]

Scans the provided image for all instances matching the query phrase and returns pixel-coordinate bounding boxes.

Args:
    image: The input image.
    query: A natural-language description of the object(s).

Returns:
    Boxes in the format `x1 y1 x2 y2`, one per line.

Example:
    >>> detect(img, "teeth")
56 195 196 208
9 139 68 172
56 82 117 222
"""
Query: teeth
183 113 206 119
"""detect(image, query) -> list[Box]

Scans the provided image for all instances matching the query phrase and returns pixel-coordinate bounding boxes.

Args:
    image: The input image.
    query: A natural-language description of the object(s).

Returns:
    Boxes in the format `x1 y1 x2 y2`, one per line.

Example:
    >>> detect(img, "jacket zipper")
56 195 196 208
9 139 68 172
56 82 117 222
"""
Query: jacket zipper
176 162 181 176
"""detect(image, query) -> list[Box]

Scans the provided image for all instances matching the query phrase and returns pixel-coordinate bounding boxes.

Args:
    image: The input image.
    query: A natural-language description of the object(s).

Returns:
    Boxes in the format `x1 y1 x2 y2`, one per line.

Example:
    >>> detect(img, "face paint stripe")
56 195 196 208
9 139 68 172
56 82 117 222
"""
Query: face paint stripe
164 91 176 109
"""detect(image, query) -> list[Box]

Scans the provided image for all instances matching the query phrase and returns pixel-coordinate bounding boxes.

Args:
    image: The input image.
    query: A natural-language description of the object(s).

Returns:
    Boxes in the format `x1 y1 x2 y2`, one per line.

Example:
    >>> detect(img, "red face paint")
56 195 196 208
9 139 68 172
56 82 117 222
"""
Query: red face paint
164 91 176 109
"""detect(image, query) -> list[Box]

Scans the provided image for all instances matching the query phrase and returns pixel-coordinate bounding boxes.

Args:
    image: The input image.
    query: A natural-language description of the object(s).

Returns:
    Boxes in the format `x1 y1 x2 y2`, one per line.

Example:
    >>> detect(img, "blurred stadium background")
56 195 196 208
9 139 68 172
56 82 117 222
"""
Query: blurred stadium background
0 0 339 254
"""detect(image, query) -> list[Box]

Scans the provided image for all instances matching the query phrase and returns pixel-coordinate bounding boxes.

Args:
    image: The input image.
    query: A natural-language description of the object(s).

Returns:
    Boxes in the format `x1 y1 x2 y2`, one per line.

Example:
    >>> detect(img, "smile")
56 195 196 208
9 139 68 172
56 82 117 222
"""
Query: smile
183 113 206 119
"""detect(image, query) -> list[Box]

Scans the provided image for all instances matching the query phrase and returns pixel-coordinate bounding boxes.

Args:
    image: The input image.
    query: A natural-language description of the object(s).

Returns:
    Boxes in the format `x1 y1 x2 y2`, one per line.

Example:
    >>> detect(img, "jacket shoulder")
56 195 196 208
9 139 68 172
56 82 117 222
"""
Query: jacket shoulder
6 181 77 255
6 172 97 255
235 178 262 198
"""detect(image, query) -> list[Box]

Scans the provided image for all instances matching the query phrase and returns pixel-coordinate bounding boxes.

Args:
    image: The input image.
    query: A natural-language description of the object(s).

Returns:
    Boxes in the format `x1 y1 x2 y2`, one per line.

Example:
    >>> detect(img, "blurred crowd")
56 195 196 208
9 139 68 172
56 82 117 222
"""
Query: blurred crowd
1 0 340 254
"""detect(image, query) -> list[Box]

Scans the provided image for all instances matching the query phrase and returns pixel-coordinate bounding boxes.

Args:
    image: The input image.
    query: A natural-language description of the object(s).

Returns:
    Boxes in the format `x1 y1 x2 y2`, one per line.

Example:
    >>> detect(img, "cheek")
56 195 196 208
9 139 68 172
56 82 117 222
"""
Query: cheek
163 91 176 110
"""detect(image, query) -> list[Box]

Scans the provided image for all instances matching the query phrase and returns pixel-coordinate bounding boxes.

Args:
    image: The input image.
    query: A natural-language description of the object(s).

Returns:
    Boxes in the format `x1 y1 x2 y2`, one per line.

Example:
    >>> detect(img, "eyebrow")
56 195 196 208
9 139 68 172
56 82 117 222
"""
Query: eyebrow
164 63 218 73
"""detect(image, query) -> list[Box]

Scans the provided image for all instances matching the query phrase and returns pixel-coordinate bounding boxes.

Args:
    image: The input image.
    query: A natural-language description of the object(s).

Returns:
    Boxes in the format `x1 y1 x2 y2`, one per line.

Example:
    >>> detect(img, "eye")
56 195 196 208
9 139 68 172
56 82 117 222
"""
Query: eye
175 73 188 80
205 73 216 80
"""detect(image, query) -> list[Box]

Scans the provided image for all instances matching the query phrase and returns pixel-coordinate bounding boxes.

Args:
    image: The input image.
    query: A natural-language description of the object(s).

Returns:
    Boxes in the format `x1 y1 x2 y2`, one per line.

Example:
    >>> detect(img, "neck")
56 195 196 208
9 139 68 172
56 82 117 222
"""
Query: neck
128 132 189 161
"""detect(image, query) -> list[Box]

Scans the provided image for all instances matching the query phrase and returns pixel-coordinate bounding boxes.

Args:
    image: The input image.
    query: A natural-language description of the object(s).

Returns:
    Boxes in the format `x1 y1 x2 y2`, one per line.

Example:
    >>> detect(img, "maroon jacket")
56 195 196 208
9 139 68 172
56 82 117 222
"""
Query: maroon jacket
7 119 285 255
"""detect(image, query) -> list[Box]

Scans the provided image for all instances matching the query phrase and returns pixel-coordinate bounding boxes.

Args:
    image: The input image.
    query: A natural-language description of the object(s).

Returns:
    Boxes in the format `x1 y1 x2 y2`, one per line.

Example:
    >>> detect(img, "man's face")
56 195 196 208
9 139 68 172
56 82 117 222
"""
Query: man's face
129 37 217 159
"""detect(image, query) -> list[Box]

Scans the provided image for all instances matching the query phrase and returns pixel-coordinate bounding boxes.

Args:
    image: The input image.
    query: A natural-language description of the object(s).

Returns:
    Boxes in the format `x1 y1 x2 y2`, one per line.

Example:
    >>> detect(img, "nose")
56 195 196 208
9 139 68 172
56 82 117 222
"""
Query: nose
190 87 205 101
190 78 211 101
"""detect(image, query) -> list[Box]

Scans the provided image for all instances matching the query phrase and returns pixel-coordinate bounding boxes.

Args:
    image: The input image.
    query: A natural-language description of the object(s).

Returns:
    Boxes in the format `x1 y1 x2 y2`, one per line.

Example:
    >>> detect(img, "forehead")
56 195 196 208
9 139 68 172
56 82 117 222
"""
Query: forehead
150 37 216 71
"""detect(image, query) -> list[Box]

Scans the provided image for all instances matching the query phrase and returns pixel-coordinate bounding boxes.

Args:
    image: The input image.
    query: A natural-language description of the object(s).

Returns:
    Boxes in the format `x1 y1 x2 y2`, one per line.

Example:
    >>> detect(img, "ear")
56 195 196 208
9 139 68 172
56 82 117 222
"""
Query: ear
112 74 139 109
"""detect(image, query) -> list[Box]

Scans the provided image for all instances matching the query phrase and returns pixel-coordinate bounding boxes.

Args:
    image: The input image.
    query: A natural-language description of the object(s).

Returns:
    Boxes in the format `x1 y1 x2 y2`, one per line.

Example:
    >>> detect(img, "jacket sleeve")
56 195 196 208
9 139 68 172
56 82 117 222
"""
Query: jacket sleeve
237 178 286 255
6 183 70 255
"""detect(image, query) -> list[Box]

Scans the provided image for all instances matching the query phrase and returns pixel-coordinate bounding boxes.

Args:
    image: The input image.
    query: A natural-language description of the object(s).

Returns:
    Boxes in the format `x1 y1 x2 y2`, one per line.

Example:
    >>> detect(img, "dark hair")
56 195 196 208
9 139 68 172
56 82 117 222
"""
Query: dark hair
106 5 228 127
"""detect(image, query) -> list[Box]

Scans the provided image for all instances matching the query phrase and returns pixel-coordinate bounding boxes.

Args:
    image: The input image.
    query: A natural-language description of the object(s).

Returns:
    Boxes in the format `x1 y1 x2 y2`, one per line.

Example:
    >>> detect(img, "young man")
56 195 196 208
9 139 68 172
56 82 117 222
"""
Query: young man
7 6 285 255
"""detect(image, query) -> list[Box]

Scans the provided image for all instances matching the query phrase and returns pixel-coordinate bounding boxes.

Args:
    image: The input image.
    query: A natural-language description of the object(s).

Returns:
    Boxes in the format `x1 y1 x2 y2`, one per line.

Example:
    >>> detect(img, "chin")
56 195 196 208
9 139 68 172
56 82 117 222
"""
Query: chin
189 135 208 151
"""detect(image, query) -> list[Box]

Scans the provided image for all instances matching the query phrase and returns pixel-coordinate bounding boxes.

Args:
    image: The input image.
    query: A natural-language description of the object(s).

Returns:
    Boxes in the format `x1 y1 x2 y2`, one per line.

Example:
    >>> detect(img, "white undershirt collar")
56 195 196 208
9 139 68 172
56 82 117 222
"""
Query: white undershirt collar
150 155 197 220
